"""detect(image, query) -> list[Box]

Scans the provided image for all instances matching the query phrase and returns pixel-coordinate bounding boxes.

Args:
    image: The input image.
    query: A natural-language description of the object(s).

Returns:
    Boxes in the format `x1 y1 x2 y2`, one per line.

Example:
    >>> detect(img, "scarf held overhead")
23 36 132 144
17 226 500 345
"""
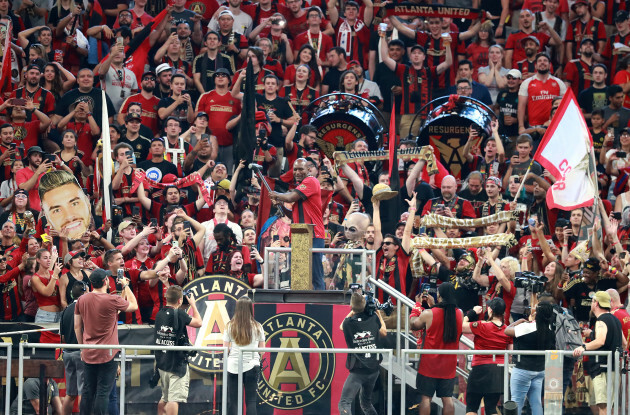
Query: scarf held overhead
131 170 215 207
410 233 517 250
384 2 483 19
333 147 439 175
421 210 517 229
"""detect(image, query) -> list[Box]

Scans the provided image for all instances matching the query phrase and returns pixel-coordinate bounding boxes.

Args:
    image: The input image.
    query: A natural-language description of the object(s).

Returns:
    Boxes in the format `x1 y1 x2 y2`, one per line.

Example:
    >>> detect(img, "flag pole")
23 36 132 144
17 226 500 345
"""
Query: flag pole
101 90 113 242
512 160 534 203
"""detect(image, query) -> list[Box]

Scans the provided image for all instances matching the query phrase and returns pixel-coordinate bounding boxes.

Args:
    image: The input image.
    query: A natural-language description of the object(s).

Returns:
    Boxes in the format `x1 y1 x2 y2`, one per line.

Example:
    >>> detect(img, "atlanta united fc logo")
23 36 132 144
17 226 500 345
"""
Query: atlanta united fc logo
257 312 335 409
184 275 250 373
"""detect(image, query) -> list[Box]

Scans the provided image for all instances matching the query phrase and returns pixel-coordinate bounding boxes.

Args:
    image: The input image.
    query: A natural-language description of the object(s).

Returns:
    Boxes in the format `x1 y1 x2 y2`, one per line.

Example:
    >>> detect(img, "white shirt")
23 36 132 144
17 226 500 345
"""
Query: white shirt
358 79 383 100
223 323 265 374
208 12 253 37
103 66 138 112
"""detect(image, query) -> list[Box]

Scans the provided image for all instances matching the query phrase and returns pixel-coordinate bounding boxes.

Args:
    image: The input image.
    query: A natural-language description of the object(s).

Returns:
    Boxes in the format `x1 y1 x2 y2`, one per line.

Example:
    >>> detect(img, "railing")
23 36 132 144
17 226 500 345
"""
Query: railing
262 247 377 289
1 342 12 415
236 346 394 415
17 342 228 415
399 348 623 415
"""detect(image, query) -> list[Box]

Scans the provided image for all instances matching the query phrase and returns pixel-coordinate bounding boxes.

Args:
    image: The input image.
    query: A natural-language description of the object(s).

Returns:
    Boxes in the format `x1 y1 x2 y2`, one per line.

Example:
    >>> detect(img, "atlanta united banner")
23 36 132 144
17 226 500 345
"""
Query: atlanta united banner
385 2 483 19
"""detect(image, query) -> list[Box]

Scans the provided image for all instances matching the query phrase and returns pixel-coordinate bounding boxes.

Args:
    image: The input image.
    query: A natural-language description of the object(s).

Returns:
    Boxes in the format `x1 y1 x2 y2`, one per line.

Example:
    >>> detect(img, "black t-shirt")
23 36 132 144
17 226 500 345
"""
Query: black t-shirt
55 87 115 130
578 86 608 117
373 61 403 112
60 302 79 350
154 307 192 376
119 135 152 162
137 159 179 181
457 188 488 215
589 312 623 377
496 89 519 137
158 96 192 132
255 94 292 147
192 53 234 92
322 67 344 93
513 323 555 371
563 278 618 323
342 311 381 373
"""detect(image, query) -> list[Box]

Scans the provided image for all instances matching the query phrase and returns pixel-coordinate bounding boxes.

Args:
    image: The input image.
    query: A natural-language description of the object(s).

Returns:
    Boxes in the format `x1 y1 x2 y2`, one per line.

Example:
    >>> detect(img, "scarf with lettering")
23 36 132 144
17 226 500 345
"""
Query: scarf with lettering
410 233 517 250
421 210 517 229
385 3 483 20
337 18 364 57
131 170 215 207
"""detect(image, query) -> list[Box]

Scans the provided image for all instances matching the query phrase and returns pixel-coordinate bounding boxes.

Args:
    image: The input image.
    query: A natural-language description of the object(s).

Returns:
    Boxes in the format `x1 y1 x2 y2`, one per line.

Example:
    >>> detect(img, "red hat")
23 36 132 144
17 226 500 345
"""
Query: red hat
571 0 590 12
163 174 178 184
348 60 361 68
255 111 272 135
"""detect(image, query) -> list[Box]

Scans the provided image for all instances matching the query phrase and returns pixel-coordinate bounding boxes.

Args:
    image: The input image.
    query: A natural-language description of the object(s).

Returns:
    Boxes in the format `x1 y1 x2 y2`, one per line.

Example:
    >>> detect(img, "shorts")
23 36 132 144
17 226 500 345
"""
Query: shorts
416 373 455 398
63 350 85 396
35 309 61 323
159 366 190 403
590 372 618 406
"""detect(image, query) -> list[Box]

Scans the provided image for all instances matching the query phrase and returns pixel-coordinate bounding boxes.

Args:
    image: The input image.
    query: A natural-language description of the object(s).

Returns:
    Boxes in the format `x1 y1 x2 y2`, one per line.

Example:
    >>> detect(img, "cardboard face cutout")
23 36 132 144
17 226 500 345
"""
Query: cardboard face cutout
38 170 91 240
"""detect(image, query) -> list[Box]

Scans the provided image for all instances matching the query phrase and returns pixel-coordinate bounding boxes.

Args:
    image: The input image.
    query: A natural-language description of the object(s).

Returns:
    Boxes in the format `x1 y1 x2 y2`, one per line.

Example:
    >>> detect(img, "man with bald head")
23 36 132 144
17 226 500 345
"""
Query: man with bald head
421 175 476 219
607 288 630 350
333 212 373 289
269 158 326 289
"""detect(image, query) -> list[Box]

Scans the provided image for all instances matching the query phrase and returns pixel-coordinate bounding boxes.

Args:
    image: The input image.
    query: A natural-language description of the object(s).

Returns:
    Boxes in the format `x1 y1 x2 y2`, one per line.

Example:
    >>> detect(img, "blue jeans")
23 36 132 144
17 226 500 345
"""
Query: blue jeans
312 238 325 290
510 367 544 415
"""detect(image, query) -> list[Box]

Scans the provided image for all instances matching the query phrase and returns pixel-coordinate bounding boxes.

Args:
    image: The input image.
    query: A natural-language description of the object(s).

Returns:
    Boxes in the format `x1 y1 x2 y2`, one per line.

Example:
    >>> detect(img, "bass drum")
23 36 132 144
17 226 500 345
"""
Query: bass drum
305 93 386 158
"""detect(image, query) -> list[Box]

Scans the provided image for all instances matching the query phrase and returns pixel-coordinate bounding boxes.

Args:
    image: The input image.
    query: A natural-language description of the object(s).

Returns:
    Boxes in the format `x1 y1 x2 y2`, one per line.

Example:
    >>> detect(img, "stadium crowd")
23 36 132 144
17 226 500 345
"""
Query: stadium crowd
2 0 630 414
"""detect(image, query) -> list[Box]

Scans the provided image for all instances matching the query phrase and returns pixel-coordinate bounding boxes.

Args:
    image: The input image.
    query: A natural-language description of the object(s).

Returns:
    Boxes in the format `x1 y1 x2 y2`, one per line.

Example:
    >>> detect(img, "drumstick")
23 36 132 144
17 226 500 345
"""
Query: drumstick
288 101 299 119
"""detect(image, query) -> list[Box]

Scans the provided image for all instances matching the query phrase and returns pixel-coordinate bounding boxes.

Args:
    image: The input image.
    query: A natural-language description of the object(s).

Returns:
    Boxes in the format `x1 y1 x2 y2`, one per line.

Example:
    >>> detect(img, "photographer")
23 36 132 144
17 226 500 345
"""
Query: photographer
338 291 387 415
153 286 202 415
251 112 278 175
462 298 512 415
472 249 518 323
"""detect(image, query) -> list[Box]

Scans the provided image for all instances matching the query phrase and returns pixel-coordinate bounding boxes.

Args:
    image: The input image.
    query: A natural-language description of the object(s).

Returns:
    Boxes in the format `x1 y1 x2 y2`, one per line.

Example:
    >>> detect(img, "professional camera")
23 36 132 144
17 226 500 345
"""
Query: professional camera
349 284 394 317
514 271 548 293
457 271 484 294
149 367 160 388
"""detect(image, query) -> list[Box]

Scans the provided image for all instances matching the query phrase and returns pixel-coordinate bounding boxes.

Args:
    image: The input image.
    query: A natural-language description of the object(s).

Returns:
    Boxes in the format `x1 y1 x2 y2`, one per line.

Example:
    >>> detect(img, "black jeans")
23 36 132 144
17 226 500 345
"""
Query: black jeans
80 358 118 415
227 366 259 415
338 370 379 415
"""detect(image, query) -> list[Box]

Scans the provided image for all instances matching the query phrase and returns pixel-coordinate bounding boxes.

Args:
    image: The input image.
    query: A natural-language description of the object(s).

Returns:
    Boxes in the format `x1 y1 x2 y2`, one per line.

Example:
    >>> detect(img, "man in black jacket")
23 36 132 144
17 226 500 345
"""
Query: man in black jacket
153 286 202 415
338 291 387 415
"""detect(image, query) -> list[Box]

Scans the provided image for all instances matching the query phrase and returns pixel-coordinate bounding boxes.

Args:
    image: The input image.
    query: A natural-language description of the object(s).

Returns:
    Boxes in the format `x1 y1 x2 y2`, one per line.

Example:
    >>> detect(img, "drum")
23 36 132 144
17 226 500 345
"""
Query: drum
414 96 495 179
306 93 386 158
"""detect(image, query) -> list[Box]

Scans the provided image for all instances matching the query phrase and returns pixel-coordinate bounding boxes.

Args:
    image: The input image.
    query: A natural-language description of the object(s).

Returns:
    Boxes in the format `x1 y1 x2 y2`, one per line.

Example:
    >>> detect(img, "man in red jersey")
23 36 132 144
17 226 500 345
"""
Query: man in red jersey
518 52 566 134
293 7 334 65
607 289 630 349
118 71 161 137
391 15 479 97
504 9 562 68
9 64 56 120
327 0 373 69
380 33 453 138
196 68 241 172
269 158 326 289
565 38 596 97
600 11 630 87
565 0 606 62
283 0 334 40
411 282 463 415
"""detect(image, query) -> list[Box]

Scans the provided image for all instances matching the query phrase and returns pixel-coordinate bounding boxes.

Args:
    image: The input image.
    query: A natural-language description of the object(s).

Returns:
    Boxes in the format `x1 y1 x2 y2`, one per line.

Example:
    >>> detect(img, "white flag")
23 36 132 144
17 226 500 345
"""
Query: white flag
533 89 596 210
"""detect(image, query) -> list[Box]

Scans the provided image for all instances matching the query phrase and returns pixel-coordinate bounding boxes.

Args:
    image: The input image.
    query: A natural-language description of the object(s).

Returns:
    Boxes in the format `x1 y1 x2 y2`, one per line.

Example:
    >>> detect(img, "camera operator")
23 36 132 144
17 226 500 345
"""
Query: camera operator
472 249 518 324
563 257 628 323
411 282 463 415
338 291 387 415
462 298 512 415
153 286 202 415
74 268 138 415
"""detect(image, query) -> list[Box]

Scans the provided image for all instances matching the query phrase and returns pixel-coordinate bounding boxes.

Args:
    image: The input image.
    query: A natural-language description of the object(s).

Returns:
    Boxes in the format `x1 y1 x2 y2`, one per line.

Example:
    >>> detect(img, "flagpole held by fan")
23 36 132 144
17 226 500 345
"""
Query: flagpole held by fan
511 160 533 203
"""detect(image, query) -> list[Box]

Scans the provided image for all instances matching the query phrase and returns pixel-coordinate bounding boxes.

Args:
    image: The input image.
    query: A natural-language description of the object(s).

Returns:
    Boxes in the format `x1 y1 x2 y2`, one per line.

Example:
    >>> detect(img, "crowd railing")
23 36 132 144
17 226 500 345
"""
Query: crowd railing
1 342 12 415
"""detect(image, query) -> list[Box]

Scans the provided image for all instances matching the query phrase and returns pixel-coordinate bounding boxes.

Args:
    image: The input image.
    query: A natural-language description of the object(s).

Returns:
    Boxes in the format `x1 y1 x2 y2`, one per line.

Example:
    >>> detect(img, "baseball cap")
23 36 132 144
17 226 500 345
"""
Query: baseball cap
125 112 142 122
584 257 601 272
219 10 234 19
593 291 611 308
520 35 540 47
26 64 42 72
487 297 506 317
14 189 28 197
212 179 231 191
213 195 232 208
89 268 112 284
151 136 165 143
156 63 174 75
410 45 425 54
486 176 502 188
507 69 522 79
571 0 589 12
117 220 136 234
141 71 156 80
616 10 630 23
163 174 178 183
348 60 361 68
64 250 85 265
580 37 595 46
196 111 209 120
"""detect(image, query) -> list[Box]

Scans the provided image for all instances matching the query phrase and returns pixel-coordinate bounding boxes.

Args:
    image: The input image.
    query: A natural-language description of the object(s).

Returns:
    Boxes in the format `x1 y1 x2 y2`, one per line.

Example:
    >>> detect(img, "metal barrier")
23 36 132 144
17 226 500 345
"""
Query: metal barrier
236 346 395 415
1 342 12 415
17 342 228 415
399 348 623 415
263 247 377 289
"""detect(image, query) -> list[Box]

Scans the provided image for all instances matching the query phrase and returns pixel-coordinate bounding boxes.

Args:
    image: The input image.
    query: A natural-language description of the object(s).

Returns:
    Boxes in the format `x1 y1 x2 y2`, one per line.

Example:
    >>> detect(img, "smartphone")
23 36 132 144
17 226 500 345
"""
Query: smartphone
183 221 192 233
116 268 124 282
172 241 179 248
132 206 140 216
150 218 158 227
116 36 124 47
11 98 25 106
9 143 16 150
620 252 627 259
273 235 280 242
612 211 622 220
616 151 627 158
418 226 426 234
45 154 55 163
436 204 445 210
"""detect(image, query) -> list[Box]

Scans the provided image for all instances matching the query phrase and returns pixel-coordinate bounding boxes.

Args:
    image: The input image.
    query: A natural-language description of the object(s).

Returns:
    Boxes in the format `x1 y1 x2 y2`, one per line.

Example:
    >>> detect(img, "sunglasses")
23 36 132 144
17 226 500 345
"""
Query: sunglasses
507 76 519 80
383 241 396 246
143 77 156 81
0 257 7 262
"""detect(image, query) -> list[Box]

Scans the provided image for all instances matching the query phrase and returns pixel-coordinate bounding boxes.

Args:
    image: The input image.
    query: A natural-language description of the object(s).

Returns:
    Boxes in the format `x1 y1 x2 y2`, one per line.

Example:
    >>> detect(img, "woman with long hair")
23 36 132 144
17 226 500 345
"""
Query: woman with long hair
21 256 39 322
462 298 512 415
58 250 91 309
283 44 320 88
55 129 91 183
28 44 48 64
543 260 566 305
0 159 23 211
223 296 265 415
279 63 319 124
232 47 273 95
41 62 76 101
505 302 556 415
226 250 262 288
466 23 495 80
0 188 38 237
478 44 508 103
30 248 63 322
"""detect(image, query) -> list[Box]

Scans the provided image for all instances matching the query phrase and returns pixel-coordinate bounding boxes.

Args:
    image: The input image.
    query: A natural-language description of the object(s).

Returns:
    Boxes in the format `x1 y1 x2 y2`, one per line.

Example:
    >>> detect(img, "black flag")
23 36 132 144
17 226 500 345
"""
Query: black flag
236 60 256 165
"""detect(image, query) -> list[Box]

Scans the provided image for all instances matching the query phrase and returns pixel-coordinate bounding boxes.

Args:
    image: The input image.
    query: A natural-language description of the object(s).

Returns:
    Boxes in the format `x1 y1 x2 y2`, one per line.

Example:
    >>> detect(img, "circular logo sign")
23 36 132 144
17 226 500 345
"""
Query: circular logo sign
184 275 251 373
145 167 163 182
257 312 335 409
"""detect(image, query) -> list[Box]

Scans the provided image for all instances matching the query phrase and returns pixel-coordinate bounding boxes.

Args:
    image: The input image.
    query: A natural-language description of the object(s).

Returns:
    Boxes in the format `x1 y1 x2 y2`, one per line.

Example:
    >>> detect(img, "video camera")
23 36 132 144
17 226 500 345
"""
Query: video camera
349 283 394 317
457 271 485 294
514 271 548 294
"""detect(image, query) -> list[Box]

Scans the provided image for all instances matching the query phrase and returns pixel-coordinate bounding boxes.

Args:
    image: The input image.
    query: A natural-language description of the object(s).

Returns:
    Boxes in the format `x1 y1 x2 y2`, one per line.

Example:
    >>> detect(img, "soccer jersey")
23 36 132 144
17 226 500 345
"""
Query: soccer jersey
119 93 161 137
518 73 566 126
565 18 606 58
505 31 551 67
293 176 325 239
415 32 463 92
564 59 593 97
195 90 241 146
394 63 437 116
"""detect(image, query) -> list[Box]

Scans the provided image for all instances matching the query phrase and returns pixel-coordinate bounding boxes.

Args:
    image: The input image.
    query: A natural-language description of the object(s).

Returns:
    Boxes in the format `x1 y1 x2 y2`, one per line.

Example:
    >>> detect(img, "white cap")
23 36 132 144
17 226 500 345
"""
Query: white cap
507 69 522 79
156 63 174 75
219 10 234 19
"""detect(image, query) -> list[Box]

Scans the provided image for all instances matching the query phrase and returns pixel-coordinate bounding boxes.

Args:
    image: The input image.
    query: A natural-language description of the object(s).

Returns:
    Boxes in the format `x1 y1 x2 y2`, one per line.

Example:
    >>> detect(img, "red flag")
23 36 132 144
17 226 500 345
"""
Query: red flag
388 100 400 190
0 22 13 95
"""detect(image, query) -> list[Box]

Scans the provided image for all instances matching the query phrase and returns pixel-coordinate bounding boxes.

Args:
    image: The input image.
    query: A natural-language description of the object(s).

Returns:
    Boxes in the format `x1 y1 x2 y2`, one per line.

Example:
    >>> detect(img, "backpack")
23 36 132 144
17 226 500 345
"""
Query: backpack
552 305 583 358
